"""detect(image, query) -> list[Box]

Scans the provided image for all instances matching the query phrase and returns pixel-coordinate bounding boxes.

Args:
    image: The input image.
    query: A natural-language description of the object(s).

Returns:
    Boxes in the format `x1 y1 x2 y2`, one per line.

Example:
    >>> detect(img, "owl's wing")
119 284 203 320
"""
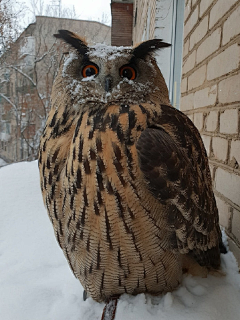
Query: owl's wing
136 104 224 268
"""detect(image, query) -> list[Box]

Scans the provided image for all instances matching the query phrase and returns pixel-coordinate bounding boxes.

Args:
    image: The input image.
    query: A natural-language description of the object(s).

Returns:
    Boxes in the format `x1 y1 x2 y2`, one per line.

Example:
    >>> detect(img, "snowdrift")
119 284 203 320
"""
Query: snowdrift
0 161 240 320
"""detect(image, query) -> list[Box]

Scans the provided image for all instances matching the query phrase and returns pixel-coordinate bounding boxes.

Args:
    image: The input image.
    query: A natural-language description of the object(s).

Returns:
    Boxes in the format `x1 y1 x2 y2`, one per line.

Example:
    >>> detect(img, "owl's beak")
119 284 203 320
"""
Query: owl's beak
105 75 113 93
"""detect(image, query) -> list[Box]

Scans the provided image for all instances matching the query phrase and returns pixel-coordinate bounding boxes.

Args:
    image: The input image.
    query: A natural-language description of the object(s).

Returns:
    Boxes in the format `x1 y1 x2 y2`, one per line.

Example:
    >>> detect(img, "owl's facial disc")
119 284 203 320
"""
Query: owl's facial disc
61 40 170 106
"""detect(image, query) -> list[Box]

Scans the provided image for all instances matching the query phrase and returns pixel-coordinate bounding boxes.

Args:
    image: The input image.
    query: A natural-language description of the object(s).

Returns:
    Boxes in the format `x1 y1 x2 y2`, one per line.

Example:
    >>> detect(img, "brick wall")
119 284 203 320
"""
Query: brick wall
181 0 240 263
111 1 133 46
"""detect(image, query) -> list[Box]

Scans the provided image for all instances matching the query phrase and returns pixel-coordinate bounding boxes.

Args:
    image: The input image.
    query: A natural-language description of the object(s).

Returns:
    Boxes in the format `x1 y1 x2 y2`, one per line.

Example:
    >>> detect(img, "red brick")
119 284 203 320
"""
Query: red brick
111 2 133 46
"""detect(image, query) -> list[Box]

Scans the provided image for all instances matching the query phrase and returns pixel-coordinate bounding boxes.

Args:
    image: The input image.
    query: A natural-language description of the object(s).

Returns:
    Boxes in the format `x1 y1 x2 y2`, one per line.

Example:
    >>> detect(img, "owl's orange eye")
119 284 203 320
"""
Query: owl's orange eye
82 64 99 78
119 66 136 80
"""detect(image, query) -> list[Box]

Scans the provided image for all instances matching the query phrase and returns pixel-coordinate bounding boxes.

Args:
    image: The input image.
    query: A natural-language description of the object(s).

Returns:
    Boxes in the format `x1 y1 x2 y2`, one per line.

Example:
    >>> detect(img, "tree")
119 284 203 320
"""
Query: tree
0 0 24 55
0 13 111 162
28 0 78 20
0 19 62 161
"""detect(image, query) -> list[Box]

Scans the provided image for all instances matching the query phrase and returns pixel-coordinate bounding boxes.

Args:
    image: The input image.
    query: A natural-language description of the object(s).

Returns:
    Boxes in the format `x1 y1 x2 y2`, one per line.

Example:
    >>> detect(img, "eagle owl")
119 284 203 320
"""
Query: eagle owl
38 30 225 304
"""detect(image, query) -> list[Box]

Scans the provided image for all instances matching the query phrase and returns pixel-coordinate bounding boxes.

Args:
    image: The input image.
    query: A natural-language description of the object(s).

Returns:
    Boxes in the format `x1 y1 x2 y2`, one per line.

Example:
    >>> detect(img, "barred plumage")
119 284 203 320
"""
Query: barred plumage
38 30 225 303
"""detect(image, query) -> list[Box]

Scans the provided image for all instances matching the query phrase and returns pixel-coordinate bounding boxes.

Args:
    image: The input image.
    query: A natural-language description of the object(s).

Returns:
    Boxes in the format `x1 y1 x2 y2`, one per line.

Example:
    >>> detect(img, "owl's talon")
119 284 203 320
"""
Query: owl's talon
101 296 119 320
83 290 88 301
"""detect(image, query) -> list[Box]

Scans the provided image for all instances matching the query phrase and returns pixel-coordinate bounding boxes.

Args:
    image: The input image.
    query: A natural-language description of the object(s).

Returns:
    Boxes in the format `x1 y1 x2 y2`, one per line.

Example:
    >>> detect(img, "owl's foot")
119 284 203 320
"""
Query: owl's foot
182 254 226 278
208 268 226 277
101 295 119 320
182 255 208 277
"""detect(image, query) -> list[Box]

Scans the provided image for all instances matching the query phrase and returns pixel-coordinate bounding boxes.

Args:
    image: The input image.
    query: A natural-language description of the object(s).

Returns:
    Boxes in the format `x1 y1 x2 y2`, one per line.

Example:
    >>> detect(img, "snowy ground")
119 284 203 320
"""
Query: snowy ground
0 161 240 320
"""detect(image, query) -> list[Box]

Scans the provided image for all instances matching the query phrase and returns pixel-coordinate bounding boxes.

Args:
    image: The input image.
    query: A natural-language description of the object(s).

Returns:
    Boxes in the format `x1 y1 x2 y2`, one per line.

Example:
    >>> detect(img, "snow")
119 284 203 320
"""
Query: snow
0 161 240 320
90 43 131 60
62 51 79 77
62 44 131 79
0 132 10 141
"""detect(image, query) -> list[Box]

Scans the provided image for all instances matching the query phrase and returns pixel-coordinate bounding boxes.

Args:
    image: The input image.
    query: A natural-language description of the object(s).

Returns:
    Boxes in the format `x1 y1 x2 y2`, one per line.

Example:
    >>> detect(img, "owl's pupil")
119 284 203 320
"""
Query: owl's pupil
122 69 133 79
85 68 95 77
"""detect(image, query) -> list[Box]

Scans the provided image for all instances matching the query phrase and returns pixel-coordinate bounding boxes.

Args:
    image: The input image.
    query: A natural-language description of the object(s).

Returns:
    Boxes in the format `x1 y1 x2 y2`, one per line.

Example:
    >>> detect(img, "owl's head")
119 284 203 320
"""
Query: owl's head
54 30 171 111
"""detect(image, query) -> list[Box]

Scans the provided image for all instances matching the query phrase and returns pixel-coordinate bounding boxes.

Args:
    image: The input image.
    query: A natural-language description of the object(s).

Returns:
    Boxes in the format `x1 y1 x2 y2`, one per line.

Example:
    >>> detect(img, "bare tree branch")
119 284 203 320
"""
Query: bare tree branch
10 65 37 87
0 92 17 111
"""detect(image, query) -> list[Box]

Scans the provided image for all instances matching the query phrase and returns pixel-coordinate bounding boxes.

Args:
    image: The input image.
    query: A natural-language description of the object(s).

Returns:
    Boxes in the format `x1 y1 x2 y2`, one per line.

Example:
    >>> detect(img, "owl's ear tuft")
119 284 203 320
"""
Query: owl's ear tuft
54 30 89 56
132 39 171 59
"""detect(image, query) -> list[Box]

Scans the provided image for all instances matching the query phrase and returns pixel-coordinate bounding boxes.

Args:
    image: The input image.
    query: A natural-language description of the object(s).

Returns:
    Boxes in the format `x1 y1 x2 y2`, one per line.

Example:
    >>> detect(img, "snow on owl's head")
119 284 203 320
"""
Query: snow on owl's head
54 30 171 112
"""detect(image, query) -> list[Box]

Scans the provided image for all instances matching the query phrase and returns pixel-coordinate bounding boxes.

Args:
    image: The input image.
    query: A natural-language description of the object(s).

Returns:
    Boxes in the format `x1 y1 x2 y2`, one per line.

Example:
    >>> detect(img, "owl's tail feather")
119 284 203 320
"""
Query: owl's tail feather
101 296 119 320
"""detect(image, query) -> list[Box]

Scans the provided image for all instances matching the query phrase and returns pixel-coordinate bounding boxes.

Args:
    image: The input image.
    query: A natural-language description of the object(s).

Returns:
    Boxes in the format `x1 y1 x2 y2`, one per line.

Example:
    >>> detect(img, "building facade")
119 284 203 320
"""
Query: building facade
0 16 111 162
111 0 133 46
181 0 240 263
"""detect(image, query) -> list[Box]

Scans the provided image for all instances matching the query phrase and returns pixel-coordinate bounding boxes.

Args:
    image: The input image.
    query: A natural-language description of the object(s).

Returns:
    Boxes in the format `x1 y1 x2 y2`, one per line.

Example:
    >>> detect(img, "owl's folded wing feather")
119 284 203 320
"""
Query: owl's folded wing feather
136 105 223 269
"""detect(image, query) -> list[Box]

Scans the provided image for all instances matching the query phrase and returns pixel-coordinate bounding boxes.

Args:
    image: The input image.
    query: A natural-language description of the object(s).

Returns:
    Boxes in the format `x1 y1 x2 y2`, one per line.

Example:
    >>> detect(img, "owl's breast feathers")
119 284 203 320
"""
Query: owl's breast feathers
39 102 223 301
